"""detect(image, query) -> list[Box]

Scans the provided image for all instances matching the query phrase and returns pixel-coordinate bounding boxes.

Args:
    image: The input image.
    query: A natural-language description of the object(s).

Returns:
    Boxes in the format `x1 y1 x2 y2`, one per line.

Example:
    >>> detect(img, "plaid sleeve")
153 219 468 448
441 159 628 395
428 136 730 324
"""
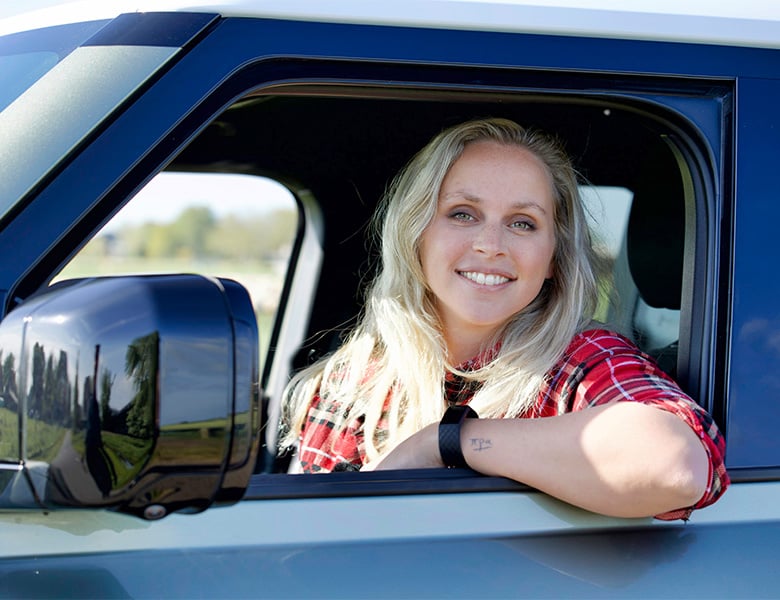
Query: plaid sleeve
540 329 730 520
298 392 364 473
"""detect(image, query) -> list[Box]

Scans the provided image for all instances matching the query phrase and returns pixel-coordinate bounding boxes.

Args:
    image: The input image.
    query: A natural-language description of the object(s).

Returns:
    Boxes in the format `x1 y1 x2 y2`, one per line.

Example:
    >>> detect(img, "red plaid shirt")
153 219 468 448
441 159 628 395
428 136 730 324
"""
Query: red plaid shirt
299 328 729 519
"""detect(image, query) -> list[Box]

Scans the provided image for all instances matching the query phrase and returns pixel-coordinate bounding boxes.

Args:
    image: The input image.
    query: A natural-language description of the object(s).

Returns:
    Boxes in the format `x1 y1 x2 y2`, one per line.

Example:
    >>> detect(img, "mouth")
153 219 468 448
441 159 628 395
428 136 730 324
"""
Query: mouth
458 271 512 286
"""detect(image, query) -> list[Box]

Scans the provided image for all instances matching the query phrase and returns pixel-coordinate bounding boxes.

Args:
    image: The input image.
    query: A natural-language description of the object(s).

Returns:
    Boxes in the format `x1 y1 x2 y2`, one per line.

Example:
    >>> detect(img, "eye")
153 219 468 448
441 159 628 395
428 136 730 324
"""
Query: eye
449 210 475 222
510 219 535 231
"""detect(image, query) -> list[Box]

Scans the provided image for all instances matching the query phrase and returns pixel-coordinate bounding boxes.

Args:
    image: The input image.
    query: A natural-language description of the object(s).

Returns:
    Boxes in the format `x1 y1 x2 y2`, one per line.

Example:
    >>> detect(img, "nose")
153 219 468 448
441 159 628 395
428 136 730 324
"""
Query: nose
472 223 505 256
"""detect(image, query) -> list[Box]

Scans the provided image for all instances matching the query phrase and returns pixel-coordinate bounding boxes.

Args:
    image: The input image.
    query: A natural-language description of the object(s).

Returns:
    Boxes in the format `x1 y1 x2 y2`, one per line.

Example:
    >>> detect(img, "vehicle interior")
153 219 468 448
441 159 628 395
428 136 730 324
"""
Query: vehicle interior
173 88 696 470
60 83 702 476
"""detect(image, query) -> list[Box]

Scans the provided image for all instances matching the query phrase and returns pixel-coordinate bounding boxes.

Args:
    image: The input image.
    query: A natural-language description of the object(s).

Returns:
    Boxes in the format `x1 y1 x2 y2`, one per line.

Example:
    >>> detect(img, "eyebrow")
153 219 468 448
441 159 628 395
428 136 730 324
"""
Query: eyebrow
440 192 549 215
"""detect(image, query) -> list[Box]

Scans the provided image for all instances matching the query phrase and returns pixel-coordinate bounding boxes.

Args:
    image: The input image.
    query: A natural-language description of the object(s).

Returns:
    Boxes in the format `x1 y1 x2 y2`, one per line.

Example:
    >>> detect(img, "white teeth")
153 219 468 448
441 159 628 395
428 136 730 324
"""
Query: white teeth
460 271 510 286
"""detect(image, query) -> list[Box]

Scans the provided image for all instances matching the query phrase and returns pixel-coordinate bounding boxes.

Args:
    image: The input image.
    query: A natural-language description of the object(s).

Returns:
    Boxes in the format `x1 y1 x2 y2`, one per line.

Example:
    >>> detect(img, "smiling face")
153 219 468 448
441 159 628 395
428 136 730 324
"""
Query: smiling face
419 140 557 361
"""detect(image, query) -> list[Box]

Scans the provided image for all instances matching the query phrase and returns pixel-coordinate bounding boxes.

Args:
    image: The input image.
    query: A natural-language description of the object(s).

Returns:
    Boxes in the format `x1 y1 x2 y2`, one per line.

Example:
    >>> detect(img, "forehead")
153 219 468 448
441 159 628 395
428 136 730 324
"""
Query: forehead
440 141 556 206
451 139 551 176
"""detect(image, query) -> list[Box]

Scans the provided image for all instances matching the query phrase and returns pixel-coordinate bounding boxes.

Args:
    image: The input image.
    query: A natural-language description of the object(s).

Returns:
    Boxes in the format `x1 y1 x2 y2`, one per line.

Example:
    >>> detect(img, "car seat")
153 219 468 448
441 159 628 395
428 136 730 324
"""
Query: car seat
624 137 688 377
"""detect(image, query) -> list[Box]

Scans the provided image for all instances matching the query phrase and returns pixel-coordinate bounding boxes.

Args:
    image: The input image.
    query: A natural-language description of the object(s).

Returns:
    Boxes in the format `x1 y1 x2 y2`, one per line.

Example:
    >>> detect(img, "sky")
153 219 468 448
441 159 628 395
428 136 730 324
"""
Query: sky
0 0 66 18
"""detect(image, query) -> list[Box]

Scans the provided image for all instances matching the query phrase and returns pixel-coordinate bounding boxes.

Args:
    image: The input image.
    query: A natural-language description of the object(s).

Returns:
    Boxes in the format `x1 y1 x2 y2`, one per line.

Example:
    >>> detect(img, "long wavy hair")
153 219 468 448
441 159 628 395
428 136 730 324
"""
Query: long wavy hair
281 117 602 462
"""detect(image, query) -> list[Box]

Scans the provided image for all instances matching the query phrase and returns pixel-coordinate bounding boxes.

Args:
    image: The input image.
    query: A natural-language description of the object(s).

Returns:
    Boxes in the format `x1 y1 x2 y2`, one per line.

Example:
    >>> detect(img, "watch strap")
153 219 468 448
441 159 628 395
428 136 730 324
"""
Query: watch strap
438 405 479 468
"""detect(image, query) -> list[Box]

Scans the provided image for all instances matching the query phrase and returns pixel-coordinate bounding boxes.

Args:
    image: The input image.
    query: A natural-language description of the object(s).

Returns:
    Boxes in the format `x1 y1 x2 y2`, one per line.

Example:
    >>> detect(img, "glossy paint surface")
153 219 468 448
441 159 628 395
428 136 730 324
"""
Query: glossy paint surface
1 481 780 596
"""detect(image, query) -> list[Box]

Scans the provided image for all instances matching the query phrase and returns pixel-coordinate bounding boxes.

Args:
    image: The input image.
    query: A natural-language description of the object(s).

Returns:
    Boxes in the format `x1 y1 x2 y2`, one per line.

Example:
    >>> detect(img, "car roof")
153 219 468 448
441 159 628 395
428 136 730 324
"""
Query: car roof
3 0 780 49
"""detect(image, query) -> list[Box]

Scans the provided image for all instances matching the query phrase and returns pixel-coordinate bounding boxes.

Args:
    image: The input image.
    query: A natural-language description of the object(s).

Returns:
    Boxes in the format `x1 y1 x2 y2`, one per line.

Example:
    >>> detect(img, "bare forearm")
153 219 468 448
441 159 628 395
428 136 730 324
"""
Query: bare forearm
460 402 709 518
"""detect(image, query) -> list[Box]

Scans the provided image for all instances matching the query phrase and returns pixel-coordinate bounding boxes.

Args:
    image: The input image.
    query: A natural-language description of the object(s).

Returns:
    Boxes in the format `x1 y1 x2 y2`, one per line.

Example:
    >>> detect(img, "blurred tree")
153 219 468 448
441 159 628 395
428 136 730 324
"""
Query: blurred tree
125 332 158 439
2 353 18 412
100 368 115 429
142 223 172 259
29 343 45 418
115 207 295 262
206 210 296 261
169 206 216 259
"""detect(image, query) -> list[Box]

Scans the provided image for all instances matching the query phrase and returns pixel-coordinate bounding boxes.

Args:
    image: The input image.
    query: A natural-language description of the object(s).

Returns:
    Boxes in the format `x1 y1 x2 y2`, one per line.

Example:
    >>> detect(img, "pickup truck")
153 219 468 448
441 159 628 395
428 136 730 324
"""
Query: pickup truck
1 1 779 597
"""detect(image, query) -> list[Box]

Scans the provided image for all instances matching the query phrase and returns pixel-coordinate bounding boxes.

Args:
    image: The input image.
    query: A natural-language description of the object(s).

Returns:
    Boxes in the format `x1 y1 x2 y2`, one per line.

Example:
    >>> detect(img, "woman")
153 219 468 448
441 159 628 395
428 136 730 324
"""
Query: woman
281 118 728 520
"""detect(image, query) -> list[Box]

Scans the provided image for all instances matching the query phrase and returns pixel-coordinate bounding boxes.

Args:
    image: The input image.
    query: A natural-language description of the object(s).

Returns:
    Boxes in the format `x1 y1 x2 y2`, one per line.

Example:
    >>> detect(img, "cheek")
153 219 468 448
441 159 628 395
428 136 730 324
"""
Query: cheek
513 236 556 277
420 225 451 267
418 234 431 268
418 234 438 285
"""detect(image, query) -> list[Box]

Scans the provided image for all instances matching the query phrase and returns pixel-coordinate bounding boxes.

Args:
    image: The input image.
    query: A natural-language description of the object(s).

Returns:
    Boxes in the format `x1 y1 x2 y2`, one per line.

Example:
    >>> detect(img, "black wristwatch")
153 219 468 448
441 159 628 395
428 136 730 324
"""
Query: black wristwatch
438 405 479 469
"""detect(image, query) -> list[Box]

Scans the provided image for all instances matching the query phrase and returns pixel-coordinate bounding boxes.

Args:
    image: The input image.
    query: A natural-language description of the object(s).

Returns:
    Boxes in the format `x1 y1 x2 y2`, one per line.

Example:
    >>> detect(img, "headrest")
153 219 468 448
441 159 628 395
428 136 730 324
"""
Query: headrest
626 141 686 310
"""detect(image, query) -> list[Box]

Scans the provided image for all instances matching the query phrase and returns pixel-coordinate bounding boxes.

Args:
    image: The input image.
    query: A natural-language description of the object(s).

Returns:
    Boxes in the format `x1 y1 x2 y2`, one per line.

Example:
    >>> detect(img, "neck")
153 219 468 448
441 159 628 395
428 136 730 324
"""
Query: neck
444 328 495 366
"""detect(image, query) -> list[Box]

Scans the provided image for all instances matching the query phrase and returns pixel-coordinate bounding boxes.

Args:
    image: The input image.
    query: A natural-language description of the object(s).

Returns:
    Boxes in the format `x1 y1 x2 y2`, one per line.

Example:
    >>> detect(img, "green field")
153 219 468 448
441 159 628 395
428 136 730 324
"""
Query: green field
0 407 18 459
0 407 67 463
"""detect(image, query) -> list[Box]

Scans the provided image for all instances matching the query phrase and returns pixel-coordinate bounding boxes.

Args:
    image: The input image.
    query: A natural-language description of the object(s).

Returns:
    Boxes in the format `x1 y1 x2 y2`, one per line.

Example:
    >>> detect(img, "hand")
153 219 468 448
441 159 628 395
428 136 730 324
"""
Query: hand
361 422 442 471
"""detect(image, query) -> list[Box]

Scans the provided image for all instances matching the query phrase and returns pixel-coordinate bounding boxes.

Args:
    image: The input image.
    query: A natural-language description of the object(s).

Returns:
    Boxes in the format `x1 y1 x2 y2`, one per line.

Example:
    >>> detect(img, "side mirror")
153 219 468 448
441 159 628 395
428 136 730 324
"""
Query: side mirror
0 275 259 519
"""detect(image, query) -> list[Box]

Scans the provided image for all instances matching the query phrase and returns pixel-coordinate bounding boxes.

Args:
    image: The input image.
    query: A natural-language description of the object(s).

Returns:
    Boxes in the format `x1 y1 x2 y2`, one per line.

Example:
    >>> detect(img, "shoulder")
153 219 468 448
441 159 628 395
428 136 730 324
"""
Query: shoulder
562 327 647 365
543 327 676 407
549 327 688 409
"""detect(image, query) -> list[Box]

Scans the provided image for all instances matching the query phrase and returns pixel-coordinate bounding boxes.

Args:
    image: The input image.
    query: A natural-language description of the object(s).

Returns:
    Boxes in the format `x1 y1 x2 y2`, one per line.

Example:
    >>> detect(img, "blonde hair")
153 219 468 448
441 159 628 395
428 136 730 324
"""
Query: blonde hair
281 118 601 462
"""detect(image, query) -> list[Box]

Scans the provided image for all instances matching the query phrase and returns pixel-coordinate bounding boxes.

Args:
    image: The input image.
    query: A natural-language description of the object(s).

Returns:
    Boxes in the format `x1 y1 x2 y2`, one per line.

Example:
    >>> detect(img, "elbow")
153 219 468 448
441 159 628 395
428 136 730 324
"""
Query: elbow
639 406 711 514
666 443 709 509
607 453 707 519
638 432 709 517
624 424 711 517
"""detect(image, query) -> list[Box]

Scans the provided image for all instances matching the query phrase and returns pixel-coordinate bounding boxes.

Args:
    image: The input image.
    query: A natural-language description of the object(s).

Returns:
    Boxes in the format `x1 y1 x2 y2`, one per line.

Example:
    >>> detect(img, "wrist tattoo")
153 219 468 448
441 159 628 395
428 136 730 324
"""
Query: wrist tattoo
469 437 493 452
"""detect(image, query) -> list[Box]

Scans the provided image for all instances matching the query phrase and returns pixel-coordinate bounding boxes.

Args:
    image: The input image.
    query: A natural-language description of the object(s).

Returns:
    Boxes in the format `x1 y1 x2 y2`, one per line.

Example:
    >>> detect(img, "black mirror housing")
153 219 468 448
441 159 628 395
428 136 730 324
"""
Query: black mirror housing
0 275 260 519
